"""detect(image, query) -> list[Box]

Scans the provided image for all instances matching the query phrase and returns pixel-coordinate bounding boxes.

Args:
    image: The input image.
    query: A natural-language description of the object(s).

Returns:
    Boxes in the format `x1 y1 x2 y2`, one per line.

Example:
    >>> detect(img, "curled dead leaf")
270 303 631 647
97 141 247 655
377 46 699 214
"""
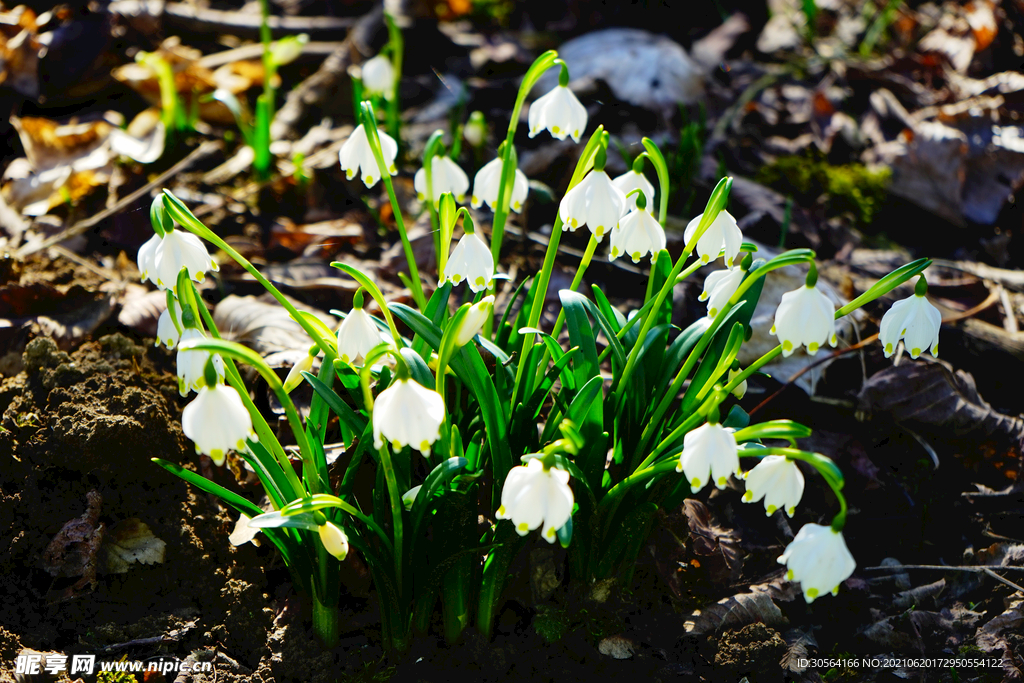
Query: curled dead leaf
103 518 166 573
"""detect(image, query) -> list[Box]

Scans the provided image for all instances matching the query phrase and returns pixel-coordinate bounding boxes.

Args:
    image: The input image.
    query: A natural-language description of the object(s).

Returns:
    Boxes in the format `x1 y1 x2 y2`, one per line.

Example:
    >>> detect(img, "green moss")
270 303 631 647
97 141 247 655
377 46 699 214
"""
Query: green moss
756 155 892 225
533 605 571 644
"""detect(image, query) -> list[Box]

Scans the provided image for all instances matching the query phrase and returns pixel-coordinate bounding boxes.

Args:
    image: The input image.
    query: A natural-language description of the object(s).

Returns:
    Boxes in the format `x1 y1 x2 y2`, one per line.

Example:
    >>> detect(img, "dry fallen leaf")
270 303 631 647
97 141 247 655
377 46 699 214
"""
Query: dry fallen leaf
103 518 166 573
683 588 788 635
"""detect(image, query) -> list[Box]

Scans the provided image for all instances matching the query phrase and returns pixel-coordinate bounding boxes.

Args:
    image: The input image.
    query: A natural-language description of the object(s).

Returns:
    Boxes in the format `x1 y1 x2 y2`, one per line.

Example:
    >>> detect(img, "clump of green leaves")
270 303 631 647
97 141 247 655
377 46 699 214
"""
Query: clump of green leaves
756 155 891 225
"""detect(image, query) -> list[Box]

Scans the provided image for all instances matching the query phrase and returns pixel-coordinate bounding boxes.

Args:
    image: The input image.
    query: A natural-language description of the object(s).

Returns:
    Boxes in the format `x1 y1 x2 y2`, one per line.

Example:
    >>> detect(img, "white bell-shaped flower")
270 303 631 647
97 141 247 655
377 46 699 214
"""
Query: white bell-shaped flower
414 156 470 207
177 328 225 396
684 210 743 266
318 521 349 559
337 307 384 366
742 455 805 517
140 229 219 292
699 266 745 319
181 382 255 465
528 85 588 143
453 296 494 346
728 367 747 399
558 170 627 241
137 232 160 282
612 169 656 212
879 293 941 359
471 157 529 213
372 377 445 457
778 523 856 603
442 232 494 293
361 55 395 99
496 458 574 543
156 302 183 348
770 284 838 357
464 111 486 148
338 124 398 189
678 421 741 492
608 206 665 263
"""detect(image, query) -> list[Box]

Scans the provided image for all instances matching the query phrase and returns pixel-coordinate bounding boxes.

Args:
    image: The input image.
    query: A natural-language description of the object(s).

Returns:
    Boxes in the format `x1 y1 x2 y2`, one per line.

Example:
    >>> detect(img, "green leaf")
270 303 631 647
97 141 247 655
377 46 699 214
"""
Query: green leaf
401 347 436 390
559 289 600 387
302 371 366 438
562 290 626 369
154 458 265 517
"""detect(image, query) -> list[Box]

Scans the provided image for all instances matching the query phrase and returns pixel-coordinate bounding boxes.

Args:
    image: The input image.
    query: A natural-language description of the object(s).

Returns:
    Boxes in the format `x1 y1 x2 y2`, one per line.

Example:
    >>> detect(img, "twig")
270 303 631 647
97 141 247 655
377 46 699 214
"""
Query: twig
864 564 1024 594
164 2 353 39
98 634 178 654
16 141 222 258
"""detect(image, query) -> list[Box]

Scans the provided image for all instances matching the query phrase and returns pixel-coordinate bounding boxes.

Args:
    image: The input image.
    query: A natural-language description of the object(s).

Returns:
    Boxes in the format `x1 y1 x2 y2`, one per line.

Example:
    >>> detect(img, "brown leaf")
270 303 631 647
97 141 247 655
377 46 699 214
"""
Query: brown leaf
975 598 1024 680
857 358 1024 442
103 518 166 573
682 499 744 584
683 589 788 635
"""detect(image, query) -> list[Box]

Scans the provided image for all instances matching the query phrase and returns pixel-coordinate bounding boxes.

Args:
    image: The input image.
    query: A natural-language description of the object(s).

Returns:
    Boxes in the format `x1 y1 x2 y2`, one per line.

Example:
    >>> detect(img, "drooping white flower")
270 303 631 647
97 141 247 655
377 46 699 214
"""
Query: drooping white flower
742 456 805 517
140 229 219 292
879 293 941 359
319 521 350 559
464 111 486 148
402 485 422 511
442 232 494 293
137 232 160 283
453 296 494 346
283 353 316 394
181 382 255 465
778 523 856 603
770 284 838 357
612 169 656 212
177 328 225 396
372 377 445 456
337 308 384 366
496 458 574 543
678 422 741 492
558 170 627 241
728 367 747 399
471 157 529 213
608 205 665 263
414 156 470 207
528 85 588 143
699 266 745 319
156 302 183 348
361 55 395 99
338 124 398 188
684 210 743 267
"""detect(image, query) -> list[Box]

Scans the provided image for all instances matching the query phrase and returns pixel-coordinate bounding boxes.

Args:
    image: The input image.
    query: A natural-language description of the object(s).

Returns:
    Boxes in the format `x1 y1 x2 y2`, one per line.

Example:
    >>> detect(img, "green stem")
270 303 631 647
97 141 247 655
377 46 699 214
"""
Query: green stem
359 102 427 310
384 13 403 146
312 545 339 647
163 192 333 355
378 447 405 591
548 234 599 341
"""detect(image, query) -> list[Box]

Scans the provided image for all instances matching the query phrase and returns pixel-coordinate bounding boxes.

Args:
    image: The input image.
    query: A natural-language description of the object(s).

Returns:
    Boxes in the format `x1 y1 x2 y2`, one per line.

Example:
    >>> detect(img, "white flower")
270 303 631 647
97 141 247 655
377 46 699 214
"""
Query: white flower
742 456 805 516
612 169 656 212
137 232 159 282
181 382 255 465
464 111 486 148
318 521 349 559
361 55 395 99
496 458 574 543
414 156 470 207
558 170 627 241
177 328 225 396
770 284 838 357
339 124 398 188
678 422 741 492
777 523 856 603
156 302 183 348
402 485 422 511
879 293 941 359
337 308 384 365
140 229 219 292
699 266 745 319
684 210 743 266
528 84 588 143
283 353 315 394
372 377 445 456
453 296 494 346
728 367 747 399
471 157 529 213
442 232 494 293
608 206 665 263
